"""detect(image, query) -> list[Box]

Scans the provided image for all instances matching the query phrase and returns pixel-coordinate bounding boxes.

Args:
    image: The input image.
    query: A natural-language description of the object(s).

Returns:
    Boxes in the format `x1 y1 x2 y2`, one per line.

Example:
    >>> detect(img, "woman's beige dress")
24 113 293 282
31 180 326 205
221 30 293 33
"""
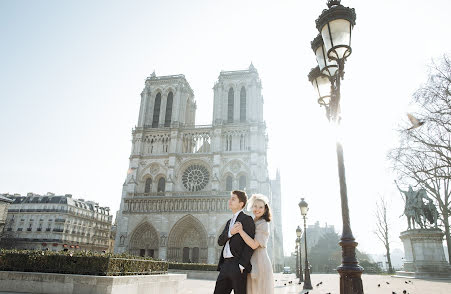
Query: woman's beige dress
247 219 274 294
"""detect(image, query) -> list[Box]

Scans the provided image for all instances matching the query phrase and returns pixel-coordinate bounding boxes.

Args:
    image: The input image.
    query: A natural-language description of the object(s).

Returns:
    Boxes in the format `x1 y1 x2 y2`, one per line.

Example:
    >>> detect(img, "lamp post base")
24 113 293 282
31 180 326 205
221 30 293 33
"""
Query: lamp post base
337 264 364 294
303 268 313 290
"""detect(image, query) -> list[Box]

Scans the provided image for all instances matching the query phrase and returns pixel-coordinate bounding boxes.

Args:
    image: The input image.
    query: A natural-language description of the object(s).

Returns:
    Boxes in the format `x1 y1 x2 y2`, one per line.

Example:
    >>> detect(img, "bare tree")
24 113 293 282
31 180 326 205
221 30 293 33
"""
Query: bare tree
374 196 394 273
388 55 451 264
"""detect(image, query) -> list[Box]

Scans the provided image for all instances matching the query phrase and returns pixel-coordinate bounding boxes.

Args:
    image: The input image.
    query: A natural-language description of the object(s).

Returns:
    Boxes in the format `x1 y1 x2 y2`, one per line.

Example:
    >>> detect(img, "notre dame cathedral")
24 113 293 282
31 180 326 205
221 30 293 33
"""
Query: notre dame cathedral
114 64 284 271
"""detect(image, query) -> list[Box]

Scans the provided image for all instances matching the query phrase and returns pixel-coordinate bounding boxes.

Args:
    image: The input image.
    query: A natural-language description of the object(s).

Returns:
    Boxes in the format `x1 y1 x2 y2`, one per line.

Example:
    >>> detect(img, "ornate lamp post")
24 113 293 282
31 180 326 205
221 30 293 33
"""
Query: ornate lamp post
296 227 304 282
299 198 312 290
295 243 299 278
307 1 364 294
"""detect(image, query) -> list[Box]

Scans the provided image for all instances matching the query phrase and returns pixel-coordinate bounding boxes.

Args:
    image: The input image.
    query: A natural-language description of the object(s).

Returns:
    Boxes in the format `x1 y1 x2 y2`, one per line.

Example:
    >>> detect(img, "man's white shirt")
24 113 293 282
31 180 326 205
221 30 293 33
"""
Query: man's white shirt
223 209 245 272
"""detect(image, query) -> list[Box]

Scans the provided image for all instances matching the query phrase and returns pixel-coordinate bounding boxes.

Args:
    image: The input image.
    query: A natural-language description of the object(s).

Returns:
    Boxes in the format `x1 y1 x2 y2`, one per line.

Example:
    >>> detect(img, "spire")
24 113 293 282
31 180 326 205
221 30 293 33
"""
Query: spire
249 62 256 72
150 70 156 78
276 168 280 180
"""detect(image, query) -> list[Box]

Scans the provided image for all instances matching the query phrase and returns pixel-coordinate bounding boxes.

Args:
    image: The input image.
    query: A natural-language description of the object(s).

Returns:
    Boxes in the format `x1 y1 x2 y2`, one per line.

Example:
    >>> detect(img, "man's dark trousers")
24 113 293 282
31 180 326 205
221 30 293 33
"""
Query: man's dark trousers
213 257 247 294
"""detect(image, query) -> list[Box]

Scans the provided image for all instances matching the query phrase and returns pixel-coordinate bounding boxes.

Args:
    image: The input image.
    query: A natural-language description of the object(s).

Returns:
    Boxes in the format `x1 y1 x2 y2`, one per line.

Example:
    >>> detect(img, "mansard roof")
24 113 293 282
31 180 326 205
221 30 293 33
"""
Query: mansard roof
0 194 13 203
4 193 110 215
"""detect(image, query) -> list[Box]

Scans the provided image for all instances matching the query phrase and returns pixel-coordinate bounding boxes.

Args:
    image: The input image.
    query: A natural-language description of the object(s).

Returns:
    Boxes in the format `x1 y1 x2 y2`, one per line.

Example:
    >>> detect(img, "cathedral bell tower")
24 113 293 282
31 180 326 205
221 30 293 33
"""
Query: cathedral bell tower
212 63 263 126
137 71 196 128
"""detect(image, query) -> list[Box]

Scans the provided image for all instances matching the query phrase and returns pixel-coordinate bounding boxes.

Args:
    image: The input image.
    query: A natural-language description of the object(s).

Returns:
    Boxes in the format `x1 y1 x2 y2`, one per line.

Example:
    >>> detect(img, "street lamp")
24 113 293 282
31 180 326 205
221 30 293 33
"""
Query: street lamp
296 229 304 283
298 198 312 290
308 1 364 294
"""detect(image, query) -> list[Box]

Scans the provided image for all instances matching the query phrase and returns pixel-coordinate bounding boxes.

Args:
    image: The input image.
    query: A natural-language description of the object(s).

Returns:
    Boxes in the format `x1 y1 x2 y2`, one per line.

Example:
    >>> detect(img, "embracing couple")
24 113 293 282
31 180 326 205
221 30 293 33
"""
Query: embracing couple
213 190 274 294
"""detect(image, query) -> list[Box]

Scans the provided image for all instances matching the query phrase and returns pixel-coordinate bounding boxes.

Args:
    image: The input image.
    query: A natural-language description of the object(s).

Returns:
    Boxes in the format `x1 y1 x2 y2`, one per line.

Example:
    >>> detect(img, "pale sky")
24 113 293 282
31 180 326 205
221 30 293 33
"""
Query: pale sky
1 0 450 257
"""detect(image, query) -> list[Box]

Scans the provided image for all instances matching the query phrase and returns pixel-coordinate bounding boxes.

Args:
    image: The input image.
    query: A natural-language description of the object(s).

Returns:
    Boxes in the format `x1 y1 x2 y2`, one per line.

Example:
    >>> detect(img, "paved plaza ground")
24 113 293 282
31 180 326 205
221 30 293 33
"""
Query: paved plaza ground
183 273 451 294
1 273 450 293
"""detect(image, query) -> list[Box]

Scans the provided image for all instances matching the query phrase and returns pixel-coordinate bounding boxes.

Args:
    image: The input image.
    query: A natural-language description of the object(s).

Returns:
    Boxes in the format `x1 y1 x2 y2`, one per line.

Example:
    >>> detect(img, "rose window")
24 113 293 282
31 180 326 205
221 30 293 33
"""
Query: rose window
182 164 210 191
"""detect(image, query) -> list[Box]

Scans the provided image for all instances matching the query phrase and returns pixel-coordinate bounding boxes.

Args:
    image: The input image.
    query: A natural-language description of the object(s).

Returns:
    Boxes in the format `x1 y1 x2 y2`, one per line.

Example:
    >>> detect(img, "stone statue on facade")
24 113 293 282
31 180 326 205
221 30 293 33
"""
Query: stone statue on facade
395 181 439 230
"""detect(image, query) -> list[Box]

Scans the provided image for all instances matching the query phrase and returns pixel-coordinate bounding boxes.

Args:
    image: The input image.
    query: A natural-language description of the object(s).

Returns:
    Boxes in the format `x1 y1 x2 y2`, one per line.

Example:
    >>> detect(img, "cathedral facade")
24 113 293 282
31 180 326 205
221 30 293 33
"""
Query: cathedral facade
114 64 284 271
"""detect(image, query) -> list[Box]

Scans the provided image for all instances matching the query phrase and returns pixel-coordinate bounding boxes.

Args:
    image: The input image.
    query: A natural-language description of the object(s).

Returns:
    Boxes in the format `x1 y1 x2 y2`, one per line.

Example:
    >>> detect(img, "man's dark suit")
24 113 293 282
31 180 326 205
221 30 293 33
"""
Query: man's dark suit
213 211 256 294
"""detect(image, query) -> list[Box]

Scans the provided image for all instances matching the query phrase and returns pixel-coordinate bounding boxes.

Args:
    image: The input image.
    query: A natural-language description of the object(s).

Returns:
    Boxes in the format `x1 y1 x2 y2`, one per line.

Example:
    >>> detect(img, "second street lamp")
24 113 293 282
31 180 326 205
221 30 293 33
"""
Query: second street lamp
299 198 312 290
296 230 303 283
308 1 364 294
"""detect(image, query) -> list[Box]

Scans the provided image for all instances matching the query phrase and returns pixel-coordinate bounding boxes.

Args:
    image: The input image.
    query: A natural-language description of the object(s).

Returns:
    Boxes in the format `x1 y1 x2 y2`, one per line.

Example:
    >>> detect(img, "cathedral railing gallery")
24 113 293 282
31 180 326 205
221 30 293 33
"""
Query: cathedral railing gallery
132 124 251 155
122 195 229 213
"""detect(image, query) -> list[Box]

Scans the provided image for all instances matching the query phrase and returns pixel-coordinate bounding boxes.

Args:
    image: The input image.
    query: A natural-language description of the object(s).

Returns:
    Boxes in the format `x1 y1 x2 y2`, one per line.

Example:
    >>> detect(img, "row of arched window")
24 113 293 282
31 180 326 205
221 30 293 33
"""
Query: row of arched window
224 134 248 152
228 87 246 123
225 175 247 191
152 92 173 128
144 177 166 193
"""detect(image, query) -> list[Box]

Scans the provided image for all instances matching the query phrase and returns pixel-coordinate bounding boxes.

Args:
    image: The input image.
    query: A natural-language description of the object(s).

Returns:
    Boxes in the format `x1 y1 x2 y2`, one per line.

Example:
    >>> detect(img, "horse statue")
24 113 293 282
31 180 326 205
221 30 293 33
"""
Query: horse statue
419 189 439 228
395 181 439 230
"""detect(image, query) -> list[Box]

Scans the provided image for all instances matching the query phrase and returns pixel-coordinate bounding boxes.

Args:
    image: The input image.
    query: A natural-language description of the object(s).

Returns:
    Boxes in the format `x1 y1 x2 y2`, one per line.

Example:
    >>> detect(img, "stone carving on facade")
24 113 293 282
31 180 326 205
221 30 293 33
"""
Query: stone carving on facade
127 175 137 185
160 234 167 247
124 198 228 213
149 163 159 175
119 233 127 246
209 234 216 247
230 161 241 173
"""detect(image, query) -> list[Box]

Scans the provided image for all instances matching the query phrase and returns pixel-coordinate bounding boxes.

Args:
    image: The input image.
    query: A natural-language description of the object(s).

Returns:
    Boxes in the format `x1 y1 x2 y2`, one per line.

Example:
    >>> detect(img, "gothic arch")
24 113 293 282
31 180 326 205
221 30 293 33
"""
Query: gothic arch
155 174 166 193
227 87 234 123
144 176 152 193
167 215 208 263
240 86 246 122
163 86 176 96
152 92 162 128
138 162 166 183
222 172 234 191
129 221 160 257
237 172 248 190
164 91 174 127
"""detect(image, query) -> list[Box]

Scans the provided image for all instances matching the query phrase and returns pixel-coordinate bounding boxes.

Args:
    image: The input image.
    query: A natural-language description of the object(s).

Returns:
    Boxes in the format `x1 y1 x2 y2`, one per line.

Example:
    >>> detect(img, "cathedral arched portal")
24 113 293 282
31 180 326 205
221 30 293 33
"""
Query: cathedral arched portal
129 222 159 258
167 215 208 263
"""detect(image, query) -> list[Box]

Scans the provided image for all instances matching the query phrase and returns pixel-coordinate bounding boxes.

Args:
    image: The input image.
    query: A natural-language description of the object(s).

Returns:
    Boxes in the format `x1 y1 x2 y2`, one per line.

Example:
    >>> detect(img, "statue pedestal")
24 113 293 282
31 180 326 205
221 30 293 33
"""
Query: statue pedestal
396 229 451 279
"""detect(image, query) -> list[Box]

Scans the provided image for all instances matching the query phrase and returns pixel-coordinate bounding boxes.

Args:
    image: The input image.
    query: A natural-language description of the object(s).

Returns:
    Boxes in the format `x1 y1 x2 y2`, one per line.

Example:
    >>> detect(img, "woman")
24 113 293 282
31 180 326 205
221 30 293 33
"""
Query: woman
231 194 274 294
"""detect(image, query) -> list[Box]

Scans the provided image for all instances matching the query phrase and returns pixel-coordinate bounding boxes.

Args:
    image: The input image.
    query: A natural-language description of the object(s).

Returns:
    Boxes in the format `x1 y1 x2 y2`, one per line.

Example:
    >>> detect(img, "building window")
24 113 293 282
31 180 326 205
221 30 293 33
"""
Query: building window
152 93 161 128
225 135 232 151
164 92 173 127
240 134 247 151
144 178 152 193
240 87 246 122
239 175 246 190
228 88 234 123
157 177 166 193
182 164 210 192
226 176 233 191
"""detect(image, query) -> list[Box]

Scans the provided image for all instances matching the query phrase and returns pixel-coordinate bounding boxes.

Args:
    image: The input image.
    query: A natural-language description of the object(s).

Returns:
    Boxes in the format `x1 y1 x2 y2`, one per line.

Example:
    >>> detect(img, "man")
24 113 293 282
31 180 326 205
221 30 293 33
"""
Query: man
214 190 256 294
